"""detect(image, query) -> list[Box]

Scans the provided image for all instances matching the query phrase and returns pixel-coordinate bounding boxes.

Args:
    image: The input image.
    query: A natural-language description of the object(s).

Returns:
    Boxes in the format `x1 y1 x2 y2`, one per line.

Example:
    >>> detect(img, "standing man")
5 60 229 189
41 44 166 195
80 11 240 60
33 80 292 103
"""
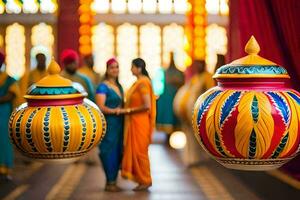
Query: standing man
28 53 48 87
60 49 95 102
78 54 101 87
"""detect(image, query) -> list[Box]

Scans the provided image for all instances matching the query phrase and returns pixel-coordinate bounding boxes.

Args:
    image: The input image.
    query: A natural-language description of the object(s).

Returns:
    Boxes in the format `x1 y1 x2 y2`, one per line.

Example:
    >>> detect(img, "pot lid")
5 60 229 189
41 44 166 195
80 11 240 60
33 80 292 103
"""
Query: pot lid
213 36 290 79
24 60 87 100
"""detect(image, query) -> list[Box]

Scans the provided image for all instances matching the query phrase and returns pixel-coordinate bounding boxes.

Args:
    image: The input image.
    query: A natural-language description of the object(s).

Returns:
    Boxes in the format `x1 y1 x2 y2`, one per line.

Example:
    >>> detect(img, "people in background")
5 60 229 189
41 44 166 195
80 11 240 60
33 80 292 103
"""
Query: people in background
215 54 226 73
121 58 156 191
78 54 101 87
28 53 48 87
174 60 214 167
96 58 124 192
60 49 95 102
156 52 184 135
0 52 20 181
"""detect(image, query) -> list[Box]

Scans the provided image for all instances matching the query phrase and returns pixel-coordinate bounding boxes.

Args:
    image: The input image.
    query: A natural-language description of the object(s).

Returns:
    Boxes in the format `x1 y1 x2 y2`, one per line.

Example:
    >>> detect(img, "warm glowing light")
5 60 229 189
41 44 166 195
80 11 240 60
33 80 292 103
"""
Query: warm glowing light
79 0 93 56
206 0 229 15
0 35 3 48
163 23 186 71
117 23 138 90
174 0 188 14
111 0 126 14
91 0 109 13
158 0 172 14
6 23 25 80
6 0 22 14
92 23 114 75
140 23 161 78
40 0 57 13
22 0 38 13
205 24 227 73
128 0 142 14
0 1 5 14
205 0 219 14
169 131 187 149
220 0 229 15
143 0 157 14
31 23 54 57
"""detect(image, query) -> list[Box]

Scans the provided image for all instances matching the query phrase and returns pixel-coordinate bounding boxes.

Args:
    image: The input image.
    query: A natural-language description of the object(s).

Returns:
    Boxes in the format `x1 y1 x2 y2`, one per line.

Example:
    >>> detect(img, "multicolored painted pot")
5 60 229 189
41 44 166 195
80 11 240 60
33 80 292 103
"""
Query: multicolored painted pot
9 60 106 161
192 36 300 170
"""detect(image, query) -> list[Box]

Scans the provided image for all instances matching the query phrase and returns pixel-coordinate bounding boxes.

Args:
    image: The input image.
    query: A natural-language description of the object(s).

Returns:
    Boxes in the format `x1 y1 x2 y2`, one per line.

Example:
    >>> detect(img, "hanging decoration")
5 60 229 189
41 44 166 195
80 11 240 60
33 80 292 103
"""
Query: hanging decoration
78 0 94 56
192 36 300 170
185 0 207 67
9 60 106 162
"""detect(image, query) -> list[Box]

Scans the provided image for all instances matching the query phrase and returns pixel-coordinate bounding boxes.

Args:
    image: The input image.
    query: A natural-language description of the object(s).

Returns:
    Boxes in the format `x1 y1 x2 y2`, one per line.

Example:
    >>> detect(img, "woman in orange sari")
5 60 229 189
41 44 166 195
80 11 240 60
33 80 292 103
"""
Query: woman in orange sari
121 58 156 191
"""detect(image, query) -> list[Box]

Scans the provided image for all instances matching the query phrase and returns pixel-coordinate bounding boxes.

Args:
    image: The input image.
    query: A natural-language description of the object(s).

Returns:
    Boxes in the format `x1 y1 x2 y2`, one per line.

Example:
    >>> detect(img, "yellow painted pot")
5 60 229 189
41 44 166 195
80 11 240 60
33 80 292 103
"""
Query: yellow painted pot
192 36 300 170
9 60 106 161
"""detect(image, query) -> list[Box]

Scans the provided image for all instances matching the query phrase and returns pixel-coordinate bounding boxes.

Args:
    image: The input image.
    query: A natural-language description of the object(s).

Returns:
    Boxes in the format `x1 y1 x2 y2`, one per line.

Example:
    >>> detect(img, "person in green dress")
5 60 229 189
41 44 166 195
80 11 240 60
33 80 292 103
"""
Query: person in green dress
0 52 20 181
95 58 124 192
156 53 184 134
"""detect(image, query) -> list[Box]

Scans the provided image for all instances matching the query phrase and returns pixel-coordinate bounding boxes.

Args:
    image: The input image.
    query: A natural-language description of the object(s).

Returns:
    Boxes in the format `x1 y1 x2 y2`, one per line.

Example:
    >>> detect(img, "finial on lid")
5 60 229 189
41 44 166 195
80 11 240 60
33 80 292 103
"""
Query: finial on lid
48 59 61 75
245 36 260 55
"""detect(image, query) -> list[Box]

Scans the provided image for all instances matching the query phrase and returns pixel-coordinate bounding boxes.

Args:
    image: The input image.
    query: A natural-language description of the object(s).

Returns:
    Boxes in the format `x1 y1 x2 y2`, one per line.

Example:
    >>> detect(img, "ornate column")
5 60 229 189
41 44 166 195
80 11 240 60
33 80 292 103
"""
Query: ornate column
57 0 80 64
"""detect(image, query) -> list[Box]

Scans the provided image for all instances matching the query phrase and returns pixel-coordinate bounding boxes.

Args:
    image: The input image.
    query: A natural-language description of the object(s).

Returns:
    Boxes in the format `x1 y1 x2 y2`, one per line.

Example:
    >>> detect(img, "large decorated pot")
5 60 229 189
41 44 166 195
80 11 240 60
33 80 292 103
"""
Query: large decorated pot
192 36 300 170
9 60 106 161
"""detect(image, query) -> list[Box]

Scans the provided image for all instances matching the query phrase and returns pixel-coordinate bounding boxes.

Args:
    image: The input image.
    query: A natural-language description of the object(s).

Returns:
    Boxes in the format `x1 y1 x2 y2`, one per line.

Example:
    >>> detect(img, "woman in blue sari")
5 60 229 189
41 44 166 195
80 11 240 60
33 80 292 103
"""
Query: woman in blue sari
96 58 124 192
0 52 20 181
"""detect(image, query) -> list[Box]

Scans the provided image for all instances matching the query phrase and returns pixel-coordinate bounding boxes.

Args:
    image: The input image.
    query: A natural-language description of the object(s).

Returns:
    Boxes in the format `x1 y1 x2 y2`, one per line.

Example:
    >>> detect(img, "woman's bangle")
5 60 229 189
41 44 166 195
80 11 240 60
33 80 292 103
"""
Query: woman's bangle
127 108 131 114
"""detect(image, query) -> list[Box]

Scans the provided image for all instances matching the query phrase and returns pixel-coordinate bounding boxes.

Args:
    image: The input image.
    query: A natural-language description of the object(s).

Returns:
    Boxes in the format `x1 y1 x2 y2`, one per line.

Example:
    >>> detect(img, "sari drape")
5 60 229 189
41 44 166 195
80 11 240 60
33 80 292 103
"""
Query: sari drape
96 83 124 183
0 72 20 175
122 76 156 185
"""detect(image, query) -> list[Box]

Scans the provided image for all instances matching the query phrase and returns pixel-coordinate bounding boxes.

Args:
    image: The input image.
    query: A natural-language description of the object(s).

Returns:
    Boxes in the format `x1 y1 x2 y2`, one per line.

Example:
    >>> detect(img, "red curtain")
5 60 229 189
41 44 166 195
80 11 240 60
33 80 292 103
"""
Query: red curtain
229 0 300 180
229 0 300 90
57 0 80 66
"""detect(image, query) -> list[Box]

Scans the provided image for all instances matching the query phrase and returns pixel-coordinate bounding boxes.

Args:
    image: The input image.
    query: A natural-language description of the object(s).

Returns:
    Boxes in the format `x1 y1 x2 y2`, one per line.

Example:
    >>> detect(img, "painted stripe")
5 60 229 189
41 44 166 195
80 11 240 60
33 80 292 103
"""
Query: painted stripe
2 184 30 200
45 164 86 200
267 170 300 190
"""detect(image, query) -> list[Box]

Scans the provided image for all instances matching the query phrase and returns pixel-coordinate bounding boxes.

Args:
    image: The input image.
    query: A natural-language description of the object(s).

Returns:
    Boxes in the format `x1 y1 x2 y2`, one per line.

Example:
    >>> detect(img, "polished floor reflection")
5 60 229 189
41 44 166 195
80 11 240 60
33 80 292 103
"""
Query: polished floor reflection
1 143 300 200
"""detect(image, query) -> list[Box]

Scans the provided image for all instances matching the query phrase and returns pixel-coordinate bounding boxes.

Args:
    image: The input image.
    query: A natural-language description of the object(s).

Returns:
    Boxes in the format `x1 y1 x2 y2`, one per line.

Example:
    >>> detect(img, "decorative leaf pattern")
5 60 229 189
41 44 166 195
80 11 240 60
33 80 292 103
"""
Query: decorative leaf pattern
220 91 241 127
251 96 259 123
271 134 289 158
196 90 222 125
206 90 230 157
235 92 274 158
287 92 300 105
279 93 299 157
249 129 256 159
268 92 290 126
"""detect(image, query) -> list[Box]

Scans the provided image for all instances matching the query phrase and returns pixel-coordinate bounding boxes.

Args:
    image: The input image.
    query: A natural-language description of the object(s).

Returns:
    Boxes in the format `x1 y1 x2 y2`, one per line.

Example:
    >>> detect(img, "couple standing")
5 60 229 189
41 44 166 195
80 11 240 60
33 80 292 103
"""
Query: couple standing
95 58 156 192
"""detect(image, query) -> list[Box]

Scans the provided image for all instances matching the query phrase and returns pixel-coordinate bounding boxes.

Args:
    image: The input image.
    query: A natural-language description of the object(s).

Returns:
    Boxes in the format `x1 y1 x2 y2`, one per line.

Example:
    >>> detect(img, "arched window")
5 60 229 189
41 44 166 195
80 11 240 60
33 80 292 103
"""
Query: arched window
31 23 54 68
205 24 227 73
163 23 185 71
117 23 138 90
140 23 161 78
92 23 114 76
5 23 26 80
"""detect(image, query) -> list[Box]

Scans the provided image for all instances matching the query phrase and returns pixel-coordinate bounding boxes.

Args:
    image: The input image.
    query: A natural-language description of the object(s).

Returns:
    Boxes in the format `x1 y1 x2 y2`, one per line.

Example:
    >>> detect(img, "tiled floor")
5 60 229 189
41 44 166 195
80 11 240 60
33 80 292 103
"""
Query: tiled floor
1 144 300 200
